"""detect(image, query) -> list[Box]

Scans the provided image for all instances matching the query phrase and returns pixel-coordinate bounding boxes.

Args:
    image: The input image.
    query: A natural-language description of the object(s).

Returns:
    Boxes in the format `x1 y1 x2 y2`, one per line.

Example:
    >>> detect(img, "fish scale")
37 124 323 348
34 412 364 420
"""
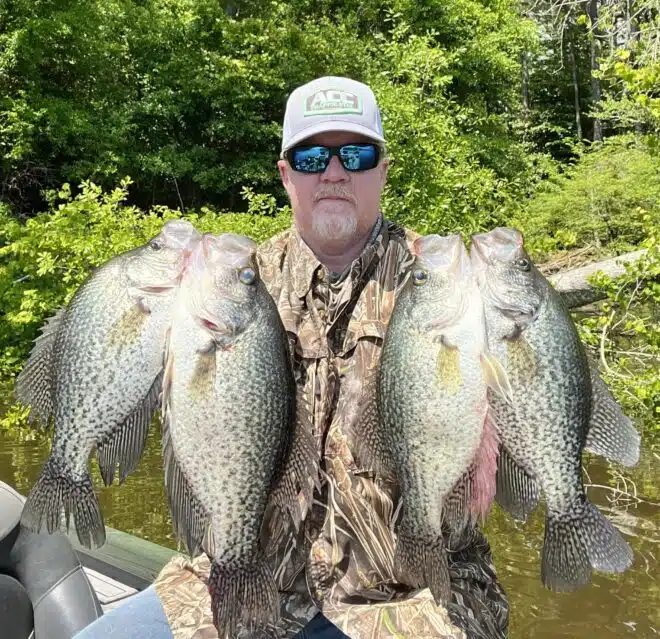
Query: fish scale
373 233 510 606
161 232 316 638
17 220 201 548
471 226 639 591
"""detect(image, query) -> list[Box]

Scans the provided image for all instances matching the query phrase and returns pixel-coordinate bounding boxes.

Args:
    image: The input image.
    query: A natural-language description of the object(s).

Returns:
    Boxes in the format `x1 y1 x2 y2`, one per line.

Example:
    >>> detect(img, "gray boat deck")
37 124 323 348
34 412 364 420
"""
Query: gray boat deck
69 527 182 611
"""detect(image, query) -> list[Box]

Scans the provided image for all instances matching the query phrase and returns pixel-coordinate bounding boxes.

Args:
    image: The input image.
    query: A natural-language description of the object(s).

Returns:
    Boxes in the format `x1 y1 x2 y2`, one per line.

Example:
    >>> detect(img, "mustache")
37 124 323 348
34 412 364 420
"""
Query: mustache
313 186 356 204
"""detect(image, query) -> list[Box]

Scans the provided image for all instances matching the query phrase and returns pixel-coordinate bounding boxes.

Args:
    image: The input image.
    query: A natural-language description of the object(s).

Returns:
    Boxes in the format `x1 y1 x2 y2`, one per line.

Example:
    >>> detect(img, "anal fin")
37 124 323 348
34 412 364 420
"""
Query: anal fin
96 371 162 486
445 402 500 536
161 383 210 557
495 445 540 521
265 387 319 553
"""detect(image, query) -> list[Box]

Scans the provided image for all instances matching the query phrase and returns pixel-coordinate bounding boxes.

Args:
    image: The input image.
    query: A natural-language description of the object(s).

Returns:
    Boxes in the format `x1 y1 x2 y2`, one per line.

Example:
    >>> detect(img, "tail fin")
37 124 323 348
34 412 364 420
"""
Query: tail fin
21 457 106 548
208 554 279 637
394 531 450 605
542 500 633 592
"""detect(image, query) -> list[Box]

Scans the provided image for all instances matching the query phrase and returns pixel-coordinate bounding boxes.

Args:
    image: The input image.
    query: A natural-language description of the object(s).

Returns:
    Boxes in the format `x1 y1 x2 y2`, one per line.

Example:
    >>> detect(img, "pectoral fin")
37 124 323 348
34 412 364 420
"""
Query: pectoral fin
480 352 513 405
188 350 216 400
107 302 151 348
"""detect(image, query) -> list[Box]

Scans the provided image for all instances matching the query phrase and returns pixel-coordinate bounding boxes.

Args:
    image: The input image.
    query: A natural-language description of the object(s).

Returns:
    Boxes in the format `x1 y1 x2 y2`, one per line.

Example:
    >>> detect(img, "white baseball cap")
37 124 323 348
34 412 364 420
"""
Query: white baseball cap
281 76 386 154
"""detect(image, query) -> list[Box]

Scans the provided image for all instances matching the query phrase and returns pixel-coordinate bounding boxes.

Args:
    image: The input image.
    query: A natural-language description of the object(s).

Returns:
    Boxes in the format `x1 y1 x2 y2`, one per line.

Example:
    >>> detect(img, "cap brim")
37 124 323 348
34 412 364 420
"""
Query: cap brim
281 121 386 154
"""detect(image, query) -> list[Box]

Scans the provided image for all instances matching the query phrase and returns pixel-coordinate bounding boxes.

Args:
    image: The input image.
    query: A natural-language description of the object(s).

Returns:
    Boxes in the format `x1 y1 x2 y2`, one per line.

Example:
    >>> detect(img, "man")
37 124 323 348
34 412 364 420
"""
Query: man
76 76 508 639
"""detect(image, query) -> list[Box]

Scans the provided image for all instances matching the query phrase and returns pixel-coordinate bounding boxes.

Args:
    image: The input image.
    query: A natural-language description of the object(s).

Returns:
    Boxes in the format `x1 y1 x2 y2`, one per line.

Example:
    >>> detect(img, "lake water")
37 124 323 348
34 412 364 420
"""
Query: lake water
0 414 658 638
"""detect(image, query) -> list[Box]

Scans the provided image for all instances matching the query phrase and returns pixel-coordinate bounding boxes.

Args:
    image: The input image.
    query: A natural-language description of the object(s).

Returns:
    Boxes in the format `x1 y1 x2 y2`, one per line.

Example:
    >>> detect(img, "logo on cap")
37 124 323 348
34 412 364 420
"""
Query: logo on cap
303 89 363 117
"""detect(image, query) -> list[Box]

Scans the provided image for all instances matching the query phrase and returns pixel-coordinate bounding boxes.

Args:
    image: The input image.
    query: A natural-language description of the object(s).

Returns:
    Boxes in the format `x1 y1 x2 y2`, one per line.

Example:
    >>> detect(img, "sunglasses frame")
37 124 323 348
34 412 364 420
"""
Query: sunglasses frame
284 143 384 174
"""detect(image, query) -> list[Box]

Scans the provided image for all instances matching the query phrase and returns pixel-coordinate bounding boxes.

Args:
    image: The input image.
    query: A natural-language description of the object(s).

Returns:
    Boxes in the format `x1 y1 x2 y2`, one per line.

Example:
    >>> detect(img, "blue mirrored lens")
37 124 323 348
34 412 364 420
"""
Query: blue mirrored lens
339 144 378 171
290 144 380 173
292 146 331 172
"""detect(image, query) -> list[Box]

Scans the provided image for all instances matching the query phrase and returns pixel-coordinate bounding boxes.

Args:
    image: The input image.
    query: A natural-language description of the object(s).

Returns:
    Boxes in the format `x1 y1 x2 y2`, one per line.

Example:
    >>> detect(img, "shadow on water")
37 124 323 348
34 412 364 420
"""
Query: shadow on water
0 417 177 550
1 391 659 638
483 443 660 638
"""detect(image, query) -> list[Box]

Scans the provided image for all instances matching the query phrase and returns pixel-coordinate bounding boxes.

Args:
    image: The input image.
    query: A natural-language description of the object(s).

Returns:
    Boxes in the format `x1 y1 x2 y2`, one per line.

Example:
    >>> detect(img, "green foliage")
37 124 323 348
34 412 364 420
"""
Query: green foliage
597 7 660 139
516 135 659 436
0 179 290 381
521 22 594 156
514 136 660 259
0 0 546 221
577 215 660 434
371 22 550 234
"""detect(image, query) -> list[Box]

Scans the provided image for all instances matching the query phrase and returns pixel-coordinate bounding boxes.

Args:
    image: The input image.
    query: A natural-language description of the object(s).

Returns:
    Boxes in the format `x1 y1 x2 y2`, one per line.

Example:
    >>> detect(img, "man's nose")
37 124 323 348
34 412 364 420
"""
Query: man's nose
321 155 349 182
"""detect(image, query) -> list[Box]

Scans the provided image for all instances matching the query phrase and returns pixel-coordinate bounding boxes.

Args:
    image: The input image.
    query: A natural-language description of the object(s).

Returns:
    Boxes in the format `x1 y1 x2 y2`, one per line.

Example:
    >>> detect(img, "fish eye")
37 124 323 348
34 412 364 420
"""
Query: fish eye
238 267 257 285
149 240 163 251
412 269 428 286
515 258 530 271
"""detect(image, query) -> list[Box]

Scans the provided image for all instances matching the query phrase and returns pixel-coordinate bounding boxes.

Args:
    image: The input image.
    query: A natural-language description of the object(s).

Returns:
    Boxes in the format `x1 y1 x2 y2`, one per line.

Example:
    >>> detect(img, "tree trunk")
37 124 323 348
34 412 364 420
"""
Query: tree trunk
589 0 603 141
568 38 583 139
546 249 648 308
521 51 530 112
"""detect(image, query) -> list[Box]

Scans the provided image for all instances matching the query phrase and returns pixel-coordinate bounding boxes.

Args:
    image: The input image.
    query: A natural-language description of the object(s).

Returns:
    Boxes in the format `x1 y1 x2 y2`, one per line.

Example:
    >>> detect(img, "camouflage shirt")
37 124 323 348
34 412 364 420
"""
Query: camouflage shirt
154 218 509 639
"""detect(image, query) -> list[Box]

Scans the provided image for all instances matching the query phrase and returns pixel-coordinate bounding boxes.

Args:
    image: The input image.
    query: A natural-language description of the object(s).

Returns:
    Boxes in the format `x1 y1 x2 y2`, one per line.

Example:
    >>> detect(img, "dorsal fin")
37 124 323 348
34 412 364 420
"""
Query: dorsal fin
15 307 67 427
585 359 640 467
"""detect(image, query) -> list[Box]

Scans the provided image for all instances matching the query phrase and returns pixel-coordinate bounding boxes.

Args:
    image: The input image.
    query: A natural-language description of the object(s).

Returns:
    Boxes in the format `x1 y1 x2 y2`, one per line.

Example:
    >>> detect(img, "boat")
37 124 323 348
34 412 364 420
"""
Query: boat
0 479 179 638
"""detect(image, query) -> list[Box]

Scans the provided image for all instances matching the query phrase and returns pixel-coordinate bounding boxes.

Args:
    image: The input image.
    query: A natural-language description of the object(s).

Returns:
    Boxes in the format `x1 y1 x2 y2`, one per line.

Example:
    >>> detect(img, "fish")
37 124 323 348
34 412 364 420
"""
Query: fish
16 219 201 548
374 233 510 606
470 226 638 592
161 232 310 638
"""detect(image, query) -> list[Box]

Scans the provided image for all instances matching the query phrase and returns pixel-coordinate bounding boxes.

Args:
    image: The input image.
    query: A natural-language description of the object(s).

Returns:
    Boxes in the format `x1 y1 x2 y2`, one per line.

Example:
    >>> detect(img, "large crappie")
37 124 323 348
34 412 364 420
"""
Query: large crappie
470 226 639 591
161 232 311 638
17 220 201 548
374 233 509 605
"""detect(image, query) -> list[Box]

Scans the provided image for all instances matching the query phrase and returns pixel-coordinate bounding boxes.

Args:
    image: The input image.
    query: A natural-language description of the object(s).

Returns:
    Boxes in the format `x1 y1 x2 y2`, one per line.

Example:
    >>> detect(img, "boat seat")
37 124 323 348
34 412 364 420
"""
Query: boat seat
0 481 23 544
0 480 103 638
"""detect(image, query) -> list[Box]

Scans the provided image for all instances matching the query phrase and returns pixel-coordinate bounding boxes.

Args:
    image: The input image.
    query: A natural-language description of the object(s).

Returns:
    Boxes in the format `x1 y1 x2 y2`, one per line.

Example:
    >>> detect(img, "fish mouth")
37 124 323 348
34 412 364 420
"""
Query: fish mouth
471 227 524 266
161 220 203 251
470 233 489 264
202 233 257 268
138 284 177 294
413 234 466 272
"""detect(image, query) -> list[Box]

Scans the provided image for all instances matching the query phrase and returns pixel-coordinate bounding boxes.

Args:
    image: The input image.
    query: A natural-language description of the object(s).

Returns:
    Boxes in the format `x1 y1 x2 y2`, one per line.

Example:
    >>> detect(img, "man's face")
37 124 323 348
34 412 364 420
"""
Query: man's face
278 131 389 249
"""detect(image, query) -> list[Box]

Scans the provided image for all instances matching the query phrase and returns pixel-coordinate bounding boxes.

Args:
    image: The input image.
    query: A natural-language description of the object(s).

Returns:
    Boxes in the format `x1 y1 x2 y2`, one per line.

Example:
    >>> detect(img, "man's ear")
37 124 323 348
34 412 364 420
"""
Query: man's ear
277 159 289 186
379 158 389 187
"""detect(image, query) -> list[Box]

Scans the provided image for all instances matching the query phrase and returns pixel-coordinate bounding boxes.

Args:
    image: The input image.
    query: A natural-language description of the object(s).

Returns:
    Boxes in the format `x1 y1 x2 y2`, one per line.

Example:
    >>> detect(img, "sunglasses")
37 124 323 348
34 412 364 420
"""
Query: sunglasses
285 143 383 174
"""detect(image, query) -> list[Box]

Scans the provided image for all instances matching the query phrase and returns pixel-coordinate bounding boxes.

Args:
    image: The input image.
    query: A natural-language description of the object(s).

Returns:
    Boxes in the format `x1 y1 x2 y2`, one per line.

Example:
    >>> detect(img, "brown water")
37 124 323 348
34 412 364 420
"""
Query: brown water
1 418 658 637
